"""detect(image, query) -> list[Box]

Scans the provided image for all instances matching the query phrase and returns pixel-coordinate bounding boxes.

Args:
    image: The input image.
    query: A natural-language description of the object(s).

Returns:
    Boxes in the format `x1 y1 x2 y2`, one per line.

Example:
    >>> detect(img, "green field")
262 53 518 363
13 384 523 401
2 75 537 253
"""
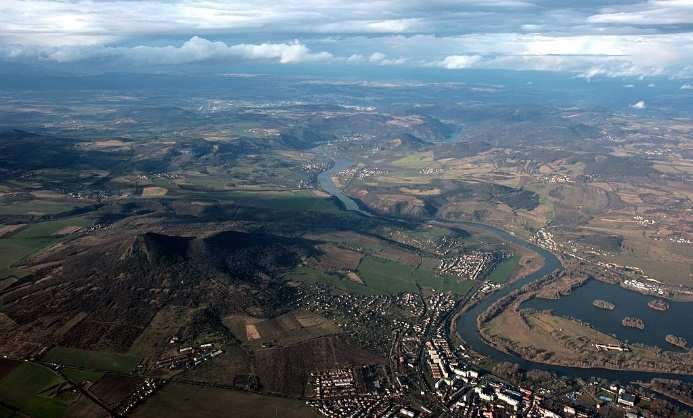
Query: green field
486 255 520 284
287 254 476 296
0 217 92 278
356 256 474 295
185 190 344 213
288 259 474 296
392 152 433 169
132 383 318 418
43 347 140 373
0 200 80 216
0 363 68 418
61 368 103 384
286 266 371 295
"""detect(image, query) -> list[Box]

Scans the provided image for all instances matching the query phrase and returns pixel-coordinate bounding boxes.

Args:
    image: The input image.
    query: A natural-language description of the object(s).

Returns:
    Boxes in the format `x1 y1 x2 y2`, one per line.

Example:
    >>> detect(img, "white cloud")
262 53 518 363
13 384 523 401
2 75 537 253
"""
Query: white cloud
435 55 482 69
0 0 497 46
520 24 543 32
368 52 407 65
315 19 424 34
588 1 693 26
369 52 388 63
681 83 693 89
228 41 333 64
1 36 334 65
377 32 693 77
0 0 692 77
346 54 366 63
631 100 647 109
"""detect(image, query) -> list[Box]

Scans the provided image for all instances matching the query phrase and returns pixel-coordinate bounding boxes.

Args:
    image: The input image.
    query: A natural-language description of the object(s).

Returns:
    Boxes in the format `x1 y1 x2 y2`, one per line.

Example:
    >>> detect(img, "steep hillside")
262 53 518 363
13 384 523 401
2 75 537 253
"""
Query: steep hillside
0 230 317 355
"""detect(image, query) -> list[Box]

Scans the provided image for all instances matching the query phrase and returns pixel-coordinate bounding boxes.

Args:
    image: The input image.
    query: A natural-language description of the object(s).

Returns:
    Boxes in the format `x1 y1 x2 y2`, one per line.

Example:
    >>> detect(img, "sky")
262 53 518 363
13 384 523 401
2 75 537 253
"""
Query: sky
1 0 693 79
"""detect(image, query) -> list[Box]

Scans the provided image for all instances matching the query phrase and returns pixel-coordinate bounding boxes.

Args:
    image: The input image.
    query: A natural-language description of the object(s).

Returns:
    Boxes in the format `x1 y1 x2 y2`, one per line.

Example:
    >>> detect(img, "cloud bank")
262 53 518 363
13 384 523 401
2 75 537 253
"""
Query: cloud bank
0 0 692 78
2 37 333 65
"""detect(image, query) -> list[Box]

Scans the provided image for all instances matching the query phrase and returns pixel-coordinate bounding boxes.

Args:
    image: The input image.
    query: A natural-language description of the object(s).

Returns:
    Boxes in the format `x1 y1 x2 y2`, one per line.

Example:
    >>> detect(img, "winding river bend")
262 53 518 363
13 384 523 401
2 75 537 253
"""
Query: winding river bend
317 159 373 217
452 222 693 384
318 159 693 384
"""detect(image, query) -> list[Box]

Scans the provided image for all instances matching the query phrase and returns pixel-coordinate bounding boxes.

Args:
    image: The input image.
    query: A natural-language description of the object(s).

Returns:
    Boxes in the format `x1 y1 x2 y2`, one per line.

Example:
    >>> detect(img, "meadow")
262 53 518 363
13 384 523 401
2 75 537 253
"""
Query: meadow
288 256 474 296
183 189 345 213
44 347 141 373
131 383 318 418
0 362 68 418
356 256 474 295
0 216 92 278
486 255 520 284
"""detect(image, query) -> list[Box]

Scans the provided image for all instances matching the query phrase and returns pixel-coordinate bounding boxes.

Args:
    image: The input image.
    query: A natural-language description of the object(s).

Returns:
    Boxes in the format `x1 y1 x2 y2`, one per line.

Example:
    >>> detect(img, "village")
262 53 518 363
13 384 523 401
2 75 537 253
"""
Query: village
438 251 497 281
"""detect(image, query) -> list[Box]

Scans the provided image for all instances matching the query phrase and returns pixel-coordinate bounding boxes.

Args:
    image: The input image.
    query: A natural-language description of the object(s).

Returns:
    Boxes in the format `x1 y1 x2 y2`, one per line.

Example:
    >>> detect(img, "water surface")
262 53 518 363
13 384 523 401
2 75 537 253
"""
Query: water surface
523 279 693 349
317 161 693 383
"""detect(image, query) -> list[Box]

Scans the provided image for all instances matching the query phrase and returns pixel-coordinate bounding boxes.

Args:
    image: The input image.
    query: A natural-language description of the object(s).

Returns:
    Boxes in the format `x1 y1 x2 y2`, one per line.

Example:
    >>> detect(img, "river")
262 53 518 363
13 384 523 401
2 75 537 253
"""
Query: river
317 159 693 384
317 159 373 217
451 222 693 384
524 279 693 350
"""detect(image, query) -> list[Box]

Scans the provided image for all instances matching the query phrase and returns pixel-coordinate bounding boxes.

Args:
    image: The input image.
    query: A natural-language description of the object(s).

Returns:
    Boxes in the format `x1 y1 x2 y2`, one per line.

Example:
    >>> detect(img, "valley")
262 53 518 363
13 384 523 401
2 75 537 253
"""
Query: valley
0 75 691 417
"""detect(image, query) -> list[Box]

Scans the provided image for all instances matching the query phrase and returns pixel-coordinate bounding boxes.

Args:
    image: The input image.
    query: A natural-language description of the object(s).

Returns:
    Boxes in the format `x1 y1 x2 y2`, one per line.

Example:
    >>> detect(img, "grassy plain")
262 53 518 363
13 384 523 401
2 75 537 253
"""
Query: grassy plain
0 217 91 278
487 255 520 284
391 152 434 169
290 252 475 296
0 362 68 418
131 383 318 418
184 189 344 213
482 308 691 373
357 256 474 295
224 310 338 346
0 200 81 216
61 368 103 384
43 347 140 373
285 266 369 295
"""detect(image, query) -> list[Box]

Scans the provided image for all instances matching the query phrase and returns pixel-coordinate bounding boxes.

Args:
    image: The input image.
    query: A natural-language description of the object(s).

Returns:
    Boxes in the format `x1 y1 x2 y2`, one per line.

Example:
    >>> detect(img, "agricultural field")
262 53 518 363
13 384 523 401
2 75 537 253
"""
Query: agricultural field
131 383 319 418
304 231 392 256
180 189 344 213
128 306 201 361
0 72 691 417
89 374 146 410
0 216 92 278
0 362 69 418
288 257 474 296
61 368 104 384
285 266 371 295
313 243 363 272
179 345 252 386
487 255 521 284
392 151 434 169
43 347 140 373
0 194 89 217
224 310 339 346
356 255 473 295
141 186 168 197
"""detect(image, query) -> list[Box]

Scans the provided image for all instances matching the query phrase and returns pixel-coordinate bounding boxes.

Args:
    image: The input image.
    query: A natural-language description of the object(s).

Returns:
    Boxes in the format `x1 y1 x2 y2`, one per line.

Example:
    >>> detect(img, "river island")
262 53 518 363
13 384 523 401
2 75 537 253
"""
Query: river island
665 335 688 349
648 299 670 312
593 299 615 310
622 316 645 330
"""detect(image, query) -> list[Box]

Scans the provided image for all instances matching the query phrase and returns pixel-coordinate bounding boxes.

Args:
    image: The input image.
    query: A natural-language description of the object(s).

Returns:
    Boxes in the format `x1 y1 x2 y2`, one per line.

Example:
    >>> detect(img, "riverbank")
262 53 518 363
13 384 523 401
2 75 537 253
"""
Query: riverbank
316 162 693 383
524 277 693 352
475 269 692 375
445 221 545 284
450 222 693 383
638 379 693 408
